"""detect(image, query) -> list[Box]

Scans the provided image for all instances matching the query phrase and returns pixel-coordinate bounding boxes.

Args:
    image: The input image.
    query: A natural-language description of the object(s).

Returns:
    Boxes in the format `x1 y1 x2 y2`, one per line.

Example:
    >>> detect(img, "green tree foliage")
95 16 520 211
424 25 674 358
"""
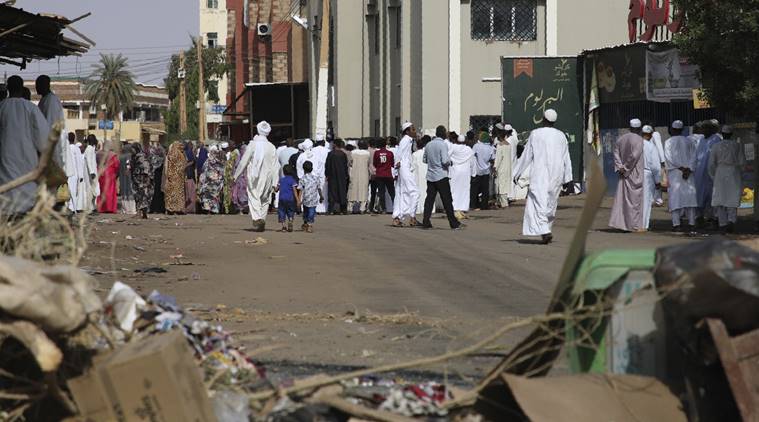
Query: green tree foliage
85 54 136 120
674 0 759 118
164 38 228 140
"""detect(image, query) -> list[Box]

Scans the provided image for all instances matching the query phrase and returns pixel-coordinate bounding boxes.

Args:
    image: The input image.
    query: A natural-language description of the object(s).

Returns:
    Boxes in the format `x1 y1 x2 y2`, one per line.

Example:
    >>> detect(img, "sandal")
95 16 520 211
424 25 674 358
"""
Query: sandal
392 218 403 227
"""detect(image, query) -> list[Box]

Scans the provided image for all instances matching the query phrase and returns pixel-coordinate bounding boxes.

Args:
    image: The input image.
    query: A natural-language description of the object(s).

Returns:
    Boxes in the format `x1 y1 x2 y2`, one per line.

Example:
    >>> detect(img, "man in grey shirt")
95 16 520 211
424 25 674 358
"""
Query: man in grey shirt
471 134 495 210
422 125 462 230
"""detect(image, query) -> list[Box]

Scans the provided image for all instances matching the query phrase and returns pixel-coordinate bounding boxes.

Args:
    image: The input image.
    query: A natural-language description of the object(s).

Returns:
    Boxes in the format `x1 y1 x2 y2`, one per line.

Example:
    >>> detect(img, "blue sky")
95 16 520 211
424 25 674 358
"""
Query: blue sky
1 0 199 86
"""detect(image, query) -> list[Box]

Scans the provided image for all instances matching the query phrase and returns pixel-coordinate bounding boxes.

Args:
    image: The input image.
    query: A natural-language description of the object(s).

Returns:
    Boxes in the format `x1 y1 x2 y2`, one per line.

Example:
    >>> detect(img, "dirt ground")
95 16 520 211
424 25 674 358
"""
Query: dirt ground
79 195 736 381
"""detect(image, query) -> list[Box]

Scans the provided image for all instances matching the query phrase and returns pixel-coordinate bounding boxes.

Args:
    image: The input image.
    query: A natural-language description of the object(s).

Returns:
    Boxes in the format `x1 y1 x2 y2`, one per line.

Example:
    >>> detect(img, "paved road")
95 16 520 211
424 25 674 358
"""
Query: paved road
82 195 702 376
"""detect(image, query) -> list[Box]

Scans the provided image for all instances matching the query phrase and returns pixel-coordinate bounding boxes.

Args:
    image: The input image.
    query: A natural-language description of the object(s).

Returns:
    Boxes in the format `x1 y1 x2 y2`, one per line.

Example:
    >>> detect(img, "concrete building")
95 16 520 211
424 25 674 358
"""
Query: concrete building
24 79 169 142
313 0 631 138
200 0 230 129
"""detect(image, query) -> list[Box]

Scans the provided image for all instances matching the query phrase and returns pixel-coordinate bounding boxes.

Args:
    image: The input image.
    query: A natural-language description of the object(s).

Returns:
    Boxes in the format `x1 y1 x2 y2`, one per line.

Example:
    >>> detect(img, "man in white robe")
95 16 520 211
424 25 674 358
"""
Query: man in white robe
664 120 698 230
0 76 50 214
312 135 329 213
234 121 279 232
296 139 315 179
641 126 662 230
64 133 83 213
73 142 89 212
708 125 745 232
413 136 432 215
513 109 573 244
448 134 476 220
391 122 420 226
650 129 666 206
36 75 67 171
83 136 100 211
494 123 518 207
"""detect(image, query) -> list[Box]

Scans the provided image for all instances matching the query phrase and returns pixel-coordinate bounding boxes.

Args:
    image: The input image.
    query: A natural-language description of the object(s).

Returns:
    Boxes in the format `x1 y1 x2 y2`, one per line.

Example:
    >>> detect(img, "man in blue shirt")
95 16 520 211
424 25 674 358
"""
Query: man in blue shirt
421 125 462 230
471 132 495 210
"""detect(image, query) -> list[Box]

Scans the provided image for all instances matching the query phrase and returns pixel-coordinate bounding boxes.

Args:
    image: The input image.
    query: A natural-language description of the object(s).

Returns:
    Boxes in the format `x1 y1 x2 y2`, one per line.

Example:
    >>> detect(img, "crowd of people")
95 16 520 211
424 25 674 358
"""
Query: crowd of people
610 118 745 233
0 71 576 244
0 71 638 245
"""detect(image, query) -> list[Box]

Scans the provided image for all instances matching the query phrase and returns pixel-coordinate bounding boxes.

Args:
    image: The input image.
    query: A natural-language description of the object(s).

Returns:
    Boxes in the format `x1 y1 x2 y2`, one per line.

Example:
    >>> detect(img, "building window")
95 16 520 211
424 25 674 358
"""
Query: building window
207 32 218 48
469 115 501 134
207 0 218 9
471 0 537 41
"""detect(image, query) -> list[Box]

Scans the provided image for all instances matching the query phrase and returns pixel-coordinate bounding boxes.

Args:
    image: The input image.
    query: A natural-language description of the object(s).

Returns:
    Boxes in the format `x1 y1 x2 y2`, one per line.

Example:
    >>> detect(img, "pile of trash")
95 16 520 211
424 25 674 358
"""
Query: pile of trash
4 237 759 421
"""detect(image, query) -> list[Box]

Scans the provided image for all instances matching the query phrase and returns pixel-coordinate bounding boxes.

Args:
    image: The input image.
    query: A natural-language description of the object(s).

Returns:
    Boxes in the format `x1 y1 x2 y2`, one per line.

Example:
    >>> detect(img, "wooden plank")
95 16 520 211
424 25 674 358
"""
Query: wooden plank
707 319 757 422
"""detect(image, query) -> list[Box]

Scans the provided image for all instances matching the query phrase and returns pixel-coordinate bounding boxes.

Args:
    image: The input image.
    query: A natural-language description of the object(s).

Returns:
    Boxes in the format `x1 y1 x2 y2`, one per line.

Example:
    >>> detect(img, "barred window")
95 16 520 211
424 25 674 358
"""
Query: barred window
471 0 537 41
469 115 501 134
206 0 218 9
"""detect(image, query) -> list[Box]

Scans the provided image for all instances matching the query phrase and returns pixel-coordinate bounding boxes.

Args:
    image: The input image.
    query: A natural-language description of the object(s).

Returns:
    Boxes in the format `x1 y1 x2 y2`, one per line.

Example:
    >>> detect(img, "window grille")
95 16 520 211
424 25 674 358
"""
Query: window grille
207 0 218 9
469 115 501 134
471 0 537 41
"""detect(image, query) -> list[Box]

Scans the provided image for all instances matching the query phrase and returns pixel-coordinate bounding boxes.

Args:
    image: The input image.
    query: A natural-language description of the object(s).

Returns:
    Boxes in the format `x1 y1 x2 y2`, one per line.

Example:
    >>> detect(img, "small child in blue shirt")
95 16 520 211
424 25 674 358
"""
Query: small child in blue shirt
276 164 298 232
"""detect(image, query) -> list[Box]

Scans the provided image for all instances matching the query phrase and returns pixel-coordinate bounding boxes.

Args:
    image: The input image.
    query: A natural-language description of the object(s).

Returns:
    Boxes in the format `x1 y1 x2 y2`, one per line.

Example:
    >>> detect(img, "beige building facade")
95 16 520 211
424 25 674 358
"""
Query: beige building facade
200 0 229 125
317 0 630 138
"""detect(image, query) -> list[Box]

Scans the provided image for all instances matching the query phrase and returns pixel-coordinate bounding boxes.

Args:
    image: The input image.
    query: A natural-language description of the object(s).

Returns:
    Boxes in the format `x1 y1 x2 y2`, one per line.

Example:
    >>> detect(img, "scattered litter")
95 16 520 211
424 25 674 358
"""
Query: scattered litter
125 235 134 240
245 237 268 245
192 272 201 280
133 245 145 251
97 219 113 224
105 281 147 332
133 267 167 274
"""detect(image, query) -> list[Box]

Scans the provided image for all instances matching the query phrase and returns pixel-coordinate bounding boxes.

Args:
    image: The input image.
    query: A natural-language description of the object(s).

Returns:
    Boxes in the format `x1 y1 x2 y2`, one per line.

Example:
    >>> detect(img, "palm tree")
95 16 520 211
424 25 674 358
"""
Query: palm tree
85 54 136 140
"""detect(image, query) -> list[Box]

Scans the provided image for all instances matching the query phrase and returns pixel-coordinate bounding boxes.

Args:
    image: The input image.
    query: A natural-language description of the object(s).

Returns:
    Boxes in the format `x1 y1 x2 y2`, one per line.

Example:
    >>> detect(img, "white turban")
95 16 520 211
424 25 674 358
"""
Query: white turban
722 125 733 134
257 120 271 136
220 142 229 149
642 125 654 134
401 121 413 132
544 109 558 123
315 133 325 142
302 139 313 150
494 123 505 131
630 118 642 128
457 135 466 143
671 120 684 129
503 124 513 131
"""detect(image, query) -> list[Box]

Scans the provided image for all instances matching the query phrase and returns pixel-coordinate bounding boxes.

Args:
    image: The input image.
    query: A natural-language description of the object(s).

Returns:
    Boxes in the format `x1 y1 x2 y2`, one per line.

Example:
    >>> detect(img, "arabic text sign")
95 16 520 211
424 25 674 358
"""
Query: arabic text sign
502 57 583 180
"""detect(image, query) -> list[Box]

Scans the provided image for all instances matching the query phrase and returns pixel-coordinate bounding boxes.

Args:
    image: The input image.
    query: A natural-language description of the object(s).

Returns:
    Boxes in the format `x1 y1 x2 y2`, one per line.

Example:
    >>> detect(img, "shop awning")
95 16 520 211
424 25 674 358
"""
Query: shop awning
0 5 91 68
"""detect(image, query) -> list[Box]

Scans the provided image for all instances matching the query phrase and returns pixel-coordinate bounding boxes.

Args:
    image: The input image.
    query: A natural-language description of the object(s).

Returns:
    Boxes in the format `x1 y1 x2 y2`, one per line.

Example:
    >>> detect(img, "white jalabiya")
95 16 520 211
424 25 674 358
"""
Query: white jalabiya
412 148 432 215
234 135 279 221
66 144 84 212
391 135 419 220
0 98 50 213
513 127 573 236
643 140 662 230
296 149 315 179
709 138 745 209
38 92 67 170
84 145 100 210
312 144 329 213
448 143 475 212
494 135 517 206
70 145 88 212
664 135 698 215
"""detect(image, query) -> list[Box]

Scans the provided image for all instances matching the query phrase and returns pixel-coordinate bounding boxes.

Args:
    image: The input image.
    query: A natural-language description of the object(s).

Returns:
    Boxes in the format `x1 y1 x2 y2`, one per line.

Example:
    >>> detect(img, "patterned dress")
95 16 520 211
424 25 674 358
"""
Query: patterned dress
232 144 249 211
131 150 154 211
198 150 226 213
164 142 186 213
223 149 240 214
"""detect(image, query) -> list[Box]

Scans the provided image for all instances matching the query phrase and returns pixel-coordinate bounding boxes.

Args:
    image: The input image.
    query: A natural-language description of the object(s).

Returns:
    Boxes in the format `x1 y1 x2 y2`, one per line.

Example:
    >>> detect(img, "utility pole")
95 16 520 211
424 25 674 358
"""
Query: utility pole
197 38 207 141
178 50 187 135
314 0 330 140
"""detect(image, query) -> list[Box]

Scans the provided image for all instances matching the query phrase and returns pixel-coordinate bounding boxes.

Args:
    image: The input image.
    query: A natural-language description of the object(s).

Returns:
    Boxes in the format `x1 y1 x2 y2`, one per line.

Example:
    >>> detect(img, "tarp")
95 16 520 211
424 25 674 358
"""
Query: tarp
646 48 701 103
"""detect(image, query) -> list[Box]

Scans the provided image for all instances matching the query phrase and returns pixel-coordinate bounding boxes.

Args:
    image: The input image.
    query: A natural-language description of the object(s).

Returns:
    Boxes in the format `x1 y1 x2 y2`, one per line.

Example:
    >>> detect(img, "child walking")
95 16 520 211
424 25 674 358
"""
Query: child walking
276 164 298 232
295 161 323 233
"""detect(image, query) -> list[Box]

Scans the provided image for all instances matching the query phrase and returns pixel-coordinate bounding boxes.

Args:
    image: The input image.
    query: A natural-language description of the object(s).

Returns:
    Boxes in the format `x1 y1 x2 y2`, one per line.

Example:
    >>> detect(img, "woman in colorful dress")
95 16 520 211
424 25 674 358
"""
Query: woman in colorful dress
223 142 239 214
148 140 166 213
198 146 226 214
232 143 249 213
130 143 154 219
163 141 186 214
97 142 120 213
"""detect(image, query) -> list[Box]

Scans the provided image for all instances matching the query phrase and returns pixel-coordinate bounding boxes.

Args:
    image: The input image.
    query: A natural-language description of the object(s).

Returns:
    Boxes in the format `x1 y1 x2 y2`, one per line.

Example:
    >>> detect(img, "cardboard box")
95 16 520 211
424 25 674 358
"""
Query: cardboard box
68 331 217 422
